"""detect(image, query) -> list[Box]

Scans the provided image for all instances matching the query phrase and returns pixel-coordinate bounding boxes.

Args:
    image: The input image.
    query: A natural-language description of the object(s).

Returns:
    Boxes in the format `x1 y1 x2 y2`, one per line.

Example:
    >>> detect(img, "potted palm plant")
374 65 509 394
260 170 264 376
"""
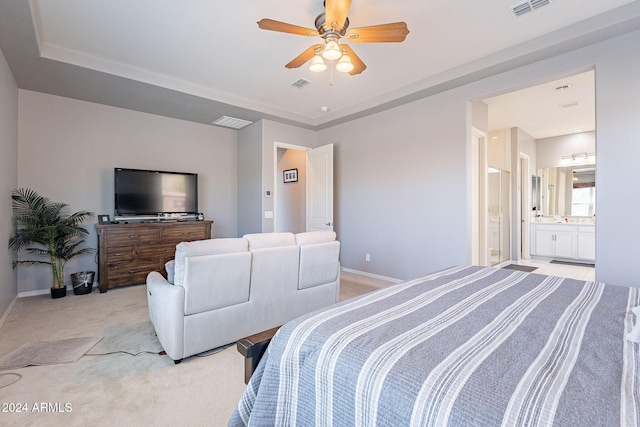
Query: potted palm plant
8 188 95 299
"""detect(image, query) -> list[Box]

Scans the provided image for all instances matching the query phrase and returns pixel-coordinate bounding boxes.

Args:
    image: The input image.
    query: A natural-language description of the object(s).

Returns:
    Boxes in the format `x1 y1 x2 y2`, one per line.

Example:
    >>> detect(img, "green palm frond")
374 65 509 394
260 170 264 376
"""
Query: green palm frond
8 188 96 289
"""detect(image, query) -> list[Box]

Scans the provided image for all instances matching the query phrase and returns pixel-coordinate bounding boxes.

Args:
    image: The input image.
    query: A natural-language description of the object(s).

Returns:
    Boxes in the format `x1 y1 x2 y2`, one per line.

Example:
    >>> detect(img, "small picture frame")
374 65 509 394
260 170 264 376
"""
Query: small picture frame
283 168 298 183
98 214 111 224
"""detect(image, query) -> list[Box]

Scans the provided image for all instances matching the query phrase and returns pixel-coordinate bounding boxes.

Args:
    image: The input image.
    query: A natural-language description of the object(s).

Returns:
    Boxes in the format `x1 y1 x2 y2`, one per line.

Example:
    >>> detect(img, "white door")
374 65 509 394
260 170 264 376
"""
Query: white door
306 143 334 231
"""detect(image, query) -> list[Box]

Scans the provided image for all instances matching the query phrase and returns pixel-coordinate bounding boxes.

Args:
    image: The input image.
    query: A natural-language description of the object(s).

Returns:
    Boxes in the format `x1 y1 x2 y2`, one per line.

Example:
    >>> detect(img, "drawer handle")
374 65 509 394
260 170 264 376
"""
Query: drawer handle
128 235 140 239
129 269 142 274
156 249 168 252
113 253 125 256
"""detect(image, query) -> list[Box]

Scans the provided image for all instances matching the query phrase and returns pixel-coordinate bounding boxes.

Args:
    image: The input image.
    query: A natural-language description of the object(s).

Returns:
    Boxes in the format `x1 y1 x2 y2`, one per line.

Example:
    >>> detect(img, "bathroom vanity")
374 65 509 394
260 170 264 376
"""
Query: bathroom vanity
530 222 595 262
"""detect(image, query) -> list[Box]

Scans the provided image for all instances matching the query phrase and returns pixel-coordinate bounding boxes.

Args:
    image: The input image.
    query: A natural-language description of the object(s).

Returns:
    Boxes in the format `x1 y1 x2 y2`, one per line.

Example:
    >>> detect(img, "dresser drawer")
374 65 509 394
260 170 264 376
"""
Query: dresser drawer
162 224 207 244
106 260 161 285
137 244 176 260
106 228 161 247
107 246 135 262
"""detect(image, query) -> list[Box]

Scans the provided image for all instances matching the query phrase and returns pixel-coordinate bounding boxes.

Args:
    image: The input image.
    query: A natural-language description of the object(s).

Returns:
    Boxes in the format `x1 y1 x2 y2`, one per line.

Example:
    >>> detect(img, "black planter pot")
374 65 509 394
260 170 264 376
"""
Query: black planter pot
50 287 67 299
71 271 95 295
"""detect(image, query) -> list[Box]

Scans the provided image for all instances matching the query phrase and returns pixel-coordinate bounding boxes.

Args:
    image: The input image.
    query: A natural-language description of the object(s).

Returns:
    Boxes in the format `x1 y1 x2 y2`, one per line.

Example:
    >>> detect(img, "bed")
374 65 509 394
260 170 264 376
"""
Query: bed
229 265 640 426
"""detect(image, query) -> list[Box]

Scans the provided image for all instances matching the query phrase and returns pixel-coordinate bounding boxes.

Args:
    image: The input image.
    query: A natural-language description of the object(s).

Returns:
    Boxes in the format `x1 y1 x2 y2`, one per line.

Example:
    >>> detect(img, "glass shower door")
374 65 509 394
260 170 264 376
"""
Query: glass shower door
488 167 510 266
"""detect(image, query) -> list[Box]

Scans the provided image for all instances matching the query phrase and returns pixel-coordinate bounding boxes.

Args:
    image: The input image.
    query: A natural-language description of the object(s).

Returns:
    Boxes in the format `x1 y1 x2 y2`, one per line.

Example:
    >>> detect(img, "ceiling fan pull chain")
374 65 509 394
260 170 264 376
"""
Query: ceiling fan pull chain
330 63 334 86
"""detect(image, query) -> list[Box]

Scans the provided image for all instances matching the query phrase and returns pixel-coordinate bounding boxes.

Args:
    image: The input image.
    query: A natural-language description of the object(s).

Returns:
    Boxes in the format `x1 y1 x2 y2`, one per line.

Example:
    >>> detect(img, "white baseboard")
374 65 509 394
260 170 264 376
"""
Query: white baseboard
0 294 18 330
17 281 101 298
340 267 403 284
18 286 69 298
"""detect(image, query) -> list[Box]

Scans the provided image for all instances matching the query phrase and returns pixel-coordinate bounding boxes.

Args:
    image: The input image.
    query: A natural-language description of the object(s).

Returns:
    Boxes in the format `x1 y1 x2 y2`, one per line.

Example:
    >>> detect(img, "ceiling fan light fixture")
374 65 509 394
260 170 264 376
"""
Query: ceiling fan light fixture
336 53 354 73
322 39 342 61
309 54 327 72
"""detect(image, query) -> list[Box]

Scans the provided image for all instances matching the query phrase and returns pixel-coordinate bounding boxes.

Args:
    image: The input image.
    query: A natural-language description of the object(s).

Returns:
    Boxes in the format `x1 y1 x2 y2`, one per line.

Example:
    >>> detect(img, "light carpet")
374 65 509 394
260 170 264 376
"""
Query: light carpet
0 336 102 371
0 272 391 426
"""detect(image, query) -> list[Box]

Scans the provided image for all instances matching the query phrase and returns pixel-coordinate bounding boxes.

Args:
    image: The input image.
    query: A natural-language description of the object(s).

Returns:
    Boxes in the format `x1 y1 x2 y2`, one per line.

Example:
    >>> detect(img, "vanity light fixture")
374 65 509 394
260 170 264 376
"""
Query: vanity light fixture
561 152 596 165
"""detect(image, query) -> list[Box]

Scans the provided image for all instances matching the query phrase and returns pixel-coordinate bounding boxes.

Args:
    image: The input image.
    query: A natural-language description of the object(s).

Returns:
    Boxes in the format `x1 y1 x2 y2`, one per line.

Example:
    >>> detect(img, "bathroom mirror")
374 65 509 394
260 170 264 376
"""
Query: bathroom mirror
535 165 595 217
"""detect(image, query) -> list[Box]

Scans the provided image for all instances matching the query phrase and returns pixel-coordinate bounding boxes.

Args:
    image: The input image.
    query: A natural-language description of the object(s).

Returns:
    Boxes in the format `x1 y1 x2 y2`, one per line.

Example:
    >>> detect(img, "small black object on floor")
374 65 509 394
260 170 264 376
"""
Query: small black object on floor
502 264 538 272
550 260 595 267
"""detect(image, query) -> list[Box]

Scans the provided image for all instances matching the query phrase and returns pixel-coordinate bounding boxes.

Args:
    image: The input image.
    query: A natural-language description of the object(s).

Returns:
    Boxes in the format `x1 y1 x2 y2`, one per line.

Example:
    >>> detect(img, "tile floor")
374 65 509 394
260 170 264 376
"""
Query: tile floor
501 258 596 282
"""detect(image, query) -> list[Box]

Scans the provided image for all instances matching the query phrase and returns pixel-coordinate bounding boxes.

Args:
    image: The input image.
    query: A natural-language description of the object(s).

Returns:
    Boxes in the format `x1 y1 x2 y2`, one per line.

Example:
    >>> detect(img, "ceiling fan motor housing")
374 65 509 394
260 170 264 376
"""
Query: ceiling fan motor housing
315 13 349 38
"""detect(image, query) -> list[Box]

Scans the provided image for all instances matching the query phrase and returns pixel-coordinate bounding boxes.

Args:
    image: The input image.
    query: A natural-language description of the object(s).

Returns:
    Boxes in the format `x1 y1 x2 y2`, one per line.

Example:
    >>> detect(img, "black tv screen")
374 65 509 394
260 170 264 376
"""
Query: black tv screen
114 168 198 217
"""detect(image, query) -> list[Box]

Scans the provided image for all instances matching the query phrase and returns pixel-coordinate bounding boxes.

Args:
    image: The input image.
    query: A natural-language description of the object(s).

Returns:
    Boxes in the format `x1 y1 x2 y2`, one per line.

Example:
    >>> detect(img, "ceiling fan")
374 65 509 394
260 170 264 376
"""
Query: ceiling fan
257 0 409 75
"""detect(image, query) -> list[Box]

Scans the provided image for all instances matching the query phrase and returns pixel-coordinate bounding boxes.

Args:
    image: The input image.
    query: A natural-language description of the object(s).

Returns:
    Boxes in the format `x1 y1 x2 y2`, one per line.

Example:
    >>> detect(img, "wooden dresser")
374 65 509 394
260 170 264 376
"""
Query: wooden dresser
95 220 212 292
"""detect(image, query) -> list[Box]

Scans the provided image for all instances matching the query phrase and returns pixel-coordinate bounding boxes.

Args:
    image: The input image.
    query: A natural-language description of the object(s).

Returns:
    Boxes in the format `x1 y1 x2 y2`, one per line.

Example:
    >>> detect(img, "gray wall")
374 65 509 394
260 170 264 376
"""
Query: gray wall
594 30 640 287
237 121 263 236
536 132 596 168
5 27 640 296
319 29 640 286
0 46 18 317
319 91 470 280
17 90 238 293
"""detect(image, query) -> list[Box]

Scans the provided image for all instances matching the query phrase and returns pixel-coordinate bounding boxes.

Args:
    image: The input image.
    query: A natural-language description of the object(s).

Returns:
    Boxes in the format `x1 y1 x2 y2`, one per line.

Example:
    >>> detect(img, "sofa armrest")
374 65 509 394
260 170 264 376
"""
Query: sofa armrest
146 271 185 361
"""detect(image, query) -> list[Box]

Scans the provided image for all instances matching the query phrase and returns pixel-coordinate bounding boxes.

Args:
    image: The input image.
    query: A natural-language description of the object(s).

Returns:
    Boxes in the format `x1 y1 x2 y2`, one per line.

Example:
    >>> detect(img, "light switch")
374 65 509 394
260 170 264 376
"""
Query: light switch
264 211 273 219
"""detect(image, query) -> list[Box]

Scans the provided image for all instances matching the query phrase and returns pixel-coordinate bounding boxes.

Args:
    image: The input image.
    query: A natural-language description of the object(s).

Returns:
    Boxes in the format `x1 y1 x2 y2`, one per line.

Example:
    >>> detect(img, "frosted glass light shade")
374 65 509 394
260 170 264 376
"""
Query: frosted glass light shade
309 54 327 72
322 39 342 61
336 54 354 73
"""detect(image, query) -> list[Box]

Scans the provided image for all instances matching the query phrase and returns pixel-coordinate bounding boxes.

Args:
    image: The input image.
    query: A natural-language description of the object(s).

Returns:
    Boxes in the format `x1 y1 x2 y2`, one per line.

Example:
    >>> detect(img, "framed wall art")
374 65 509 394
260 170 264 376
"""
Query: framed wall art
283 168 298 183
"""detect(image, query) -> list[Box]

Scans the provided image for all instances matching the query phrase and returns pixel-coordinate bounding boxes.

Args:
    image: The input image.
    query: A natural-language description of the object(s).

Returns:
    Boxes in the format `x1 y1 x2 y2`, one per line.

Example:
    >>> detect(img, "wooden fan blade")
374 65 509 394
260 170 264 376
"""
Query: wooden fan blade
341 45 366 75
285 44 323 69
325 0 352 30
257 18 319 36
346 22 410 43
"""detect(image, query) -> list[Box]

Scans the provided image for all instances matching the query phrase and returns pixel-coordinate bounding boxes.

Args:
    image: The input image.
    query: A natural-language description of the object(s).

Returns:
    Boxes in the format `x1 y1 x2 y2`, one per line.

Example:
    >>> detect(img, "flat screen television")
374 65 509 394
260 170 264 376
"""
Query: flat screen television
114 168 198 218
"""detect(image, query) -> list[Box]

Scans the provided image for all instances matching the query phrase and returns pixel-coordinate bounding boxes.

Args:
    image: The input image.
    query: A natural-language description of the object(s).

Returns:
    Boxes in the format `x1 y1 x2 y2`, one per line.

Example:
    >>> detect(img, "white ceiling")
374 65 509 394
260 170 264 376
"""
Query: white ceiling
0 0 638 133
485 70 595 139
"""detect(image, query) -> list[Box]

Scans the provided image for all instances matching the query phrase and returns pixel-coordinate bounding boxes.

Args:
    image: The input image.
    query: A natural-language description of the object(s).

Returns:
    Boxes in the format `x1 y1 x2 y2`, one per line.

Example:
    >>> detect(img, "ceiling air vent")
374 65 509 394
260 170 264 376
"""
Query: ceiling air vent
211 116 253 129
291 78 311 89
511 0 551 17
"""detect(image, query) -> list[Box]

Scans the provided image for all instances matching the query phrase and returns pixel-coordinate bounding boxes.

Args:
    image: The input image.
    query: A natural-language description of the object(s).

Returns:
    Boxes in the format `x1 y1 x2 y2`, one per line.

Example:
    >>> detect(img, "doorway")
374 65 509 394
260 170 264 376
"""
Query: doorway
275 146 307 232
478 70 596 267
273 143 335 233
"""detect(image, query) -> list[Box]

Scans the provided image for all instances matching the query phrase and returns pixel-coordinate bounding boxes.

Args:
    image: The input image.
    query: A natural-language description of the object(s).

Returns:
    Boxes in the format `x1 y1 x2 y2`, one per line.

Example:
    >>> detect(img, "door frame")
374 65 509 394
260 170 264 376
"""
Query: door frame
472 128 488 266
273 142 310 233
519 153 531 260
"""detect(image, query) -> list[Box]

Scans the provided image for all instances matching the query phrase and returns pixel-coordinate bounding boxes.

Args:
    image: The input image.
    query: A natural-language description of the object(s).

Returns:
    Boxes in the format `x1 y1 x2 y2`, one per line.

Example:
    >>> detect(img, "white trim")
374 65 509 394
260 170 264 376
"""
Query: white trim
520 153 532 260
0 294 18 330
16 282 100 299
340 267 404 285
472 127 489 266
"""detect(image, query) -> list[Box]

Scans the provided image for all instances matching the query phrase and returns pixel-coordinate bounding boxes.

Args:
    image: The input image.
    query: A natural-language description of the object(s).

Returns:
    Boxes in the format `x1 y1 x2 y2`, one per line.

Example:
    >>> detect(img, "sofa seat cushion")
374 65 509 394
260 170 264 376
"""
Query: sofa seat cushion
174 238 248 287
243 232 296 249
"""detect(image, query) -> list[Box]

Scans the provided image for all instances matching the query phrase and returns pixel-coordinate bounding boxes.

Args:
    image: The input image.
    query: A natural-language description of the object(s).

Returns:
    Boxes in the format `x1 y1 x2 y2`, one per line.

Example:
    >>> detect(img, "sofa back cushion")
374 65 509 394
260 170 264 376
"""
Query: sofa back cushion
243 232 296 249
183 251 252 315
295 231 336 246
174 238 248 288
298 241 340 290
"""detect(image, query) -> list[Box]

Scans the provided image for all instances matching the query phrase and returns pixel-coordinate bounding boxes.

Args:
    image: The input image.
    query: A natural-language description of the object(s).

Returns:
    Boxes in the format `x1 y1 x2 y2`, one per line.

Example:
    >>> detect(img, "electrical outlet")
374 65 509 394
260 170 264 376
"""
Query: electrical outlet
365 253 371 262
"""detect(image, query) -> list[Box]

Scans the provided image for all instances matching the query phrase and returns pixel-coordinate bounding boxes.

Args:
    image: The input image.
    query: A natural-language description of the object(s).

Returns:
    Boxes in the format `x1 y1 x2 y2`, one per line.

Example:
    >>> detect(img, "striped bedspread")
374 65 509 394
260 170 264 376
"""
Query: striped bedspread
229 265 640 426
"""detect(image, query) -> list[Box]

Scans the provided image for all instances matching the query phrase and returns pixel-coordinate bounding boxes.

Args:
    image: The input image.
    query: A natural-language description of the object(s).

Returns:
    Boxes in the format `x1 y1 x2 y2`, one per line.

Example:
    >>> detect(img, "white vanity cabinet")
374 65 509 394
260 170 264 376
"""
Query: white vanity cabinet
531 223 595 262
534 224 577 259
577 225 596 260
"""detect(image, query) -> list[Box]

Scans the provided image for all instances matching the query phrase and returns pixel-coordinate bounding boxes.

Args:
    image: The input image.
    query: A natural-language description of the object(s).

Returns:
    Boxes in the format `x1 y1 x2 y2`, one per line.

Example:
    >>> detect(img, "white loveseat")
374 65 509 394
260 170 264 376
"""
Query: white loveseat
146 231 340 363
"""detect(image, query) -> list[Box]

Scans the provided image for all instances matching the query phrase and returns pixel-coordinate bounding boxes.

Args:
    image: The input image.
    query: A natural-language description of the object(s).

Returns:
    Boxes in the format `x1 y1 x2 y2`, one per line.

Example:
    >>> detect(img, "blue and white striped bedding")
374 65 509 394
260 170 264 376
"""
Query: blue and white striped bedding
229 265 640 426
